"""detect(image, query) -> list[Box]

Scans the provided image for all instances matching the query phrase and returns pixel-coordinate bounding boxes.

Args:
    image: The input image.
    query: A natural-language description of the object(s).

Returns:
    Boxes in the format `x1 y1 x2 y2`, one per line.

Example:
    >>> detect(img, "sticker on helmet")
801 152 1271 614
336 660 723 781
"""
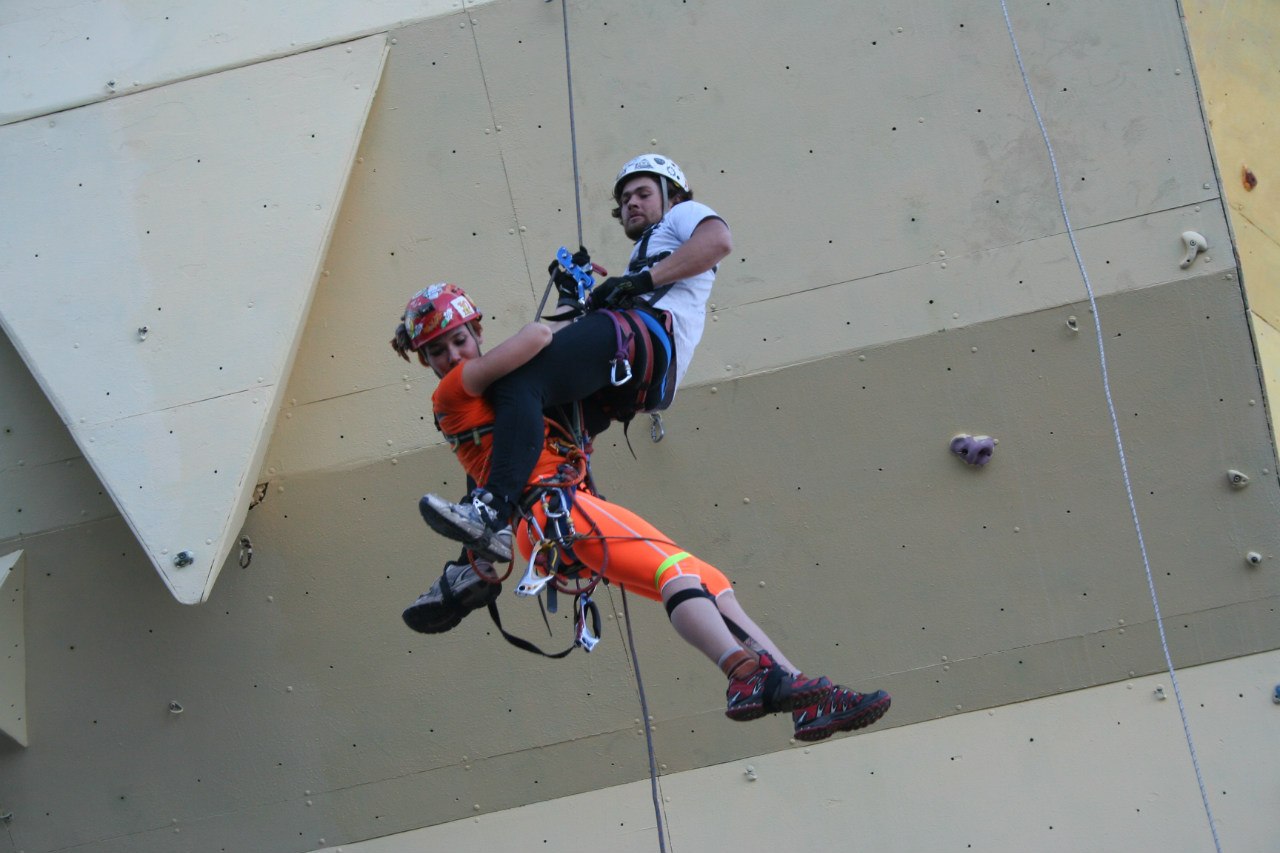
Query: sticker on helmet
450 296 476 319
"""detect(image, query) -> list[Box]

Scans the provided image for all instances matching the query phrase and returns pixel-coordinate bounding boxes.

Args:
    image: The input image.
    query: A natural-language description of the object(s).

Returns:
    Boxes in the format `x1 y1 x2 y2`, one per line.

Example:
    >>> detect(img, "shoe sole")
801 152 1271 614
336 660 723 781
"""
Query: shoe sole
419 495 513 562
793 691 891 742
726 680 833 722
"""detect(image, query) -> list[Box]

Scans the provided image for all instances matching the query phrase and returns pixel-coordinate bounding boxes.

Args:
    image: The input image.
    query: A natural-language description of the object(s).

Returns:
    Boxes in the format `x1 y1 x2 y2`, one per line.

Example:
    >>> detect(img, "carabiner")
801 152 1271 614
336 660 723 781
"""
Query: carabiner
515 541 557 597
610 358 633 387
650 412 665 443
575 595 601 652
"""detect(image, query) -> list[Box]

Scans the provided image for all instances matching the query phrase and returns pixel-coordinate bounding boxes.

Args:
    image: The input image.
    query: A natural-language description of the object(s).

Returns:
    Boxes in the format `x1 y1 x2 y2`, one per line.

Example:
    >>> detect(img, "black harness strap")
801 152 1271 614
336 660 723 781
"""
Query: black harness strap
486 599 577 658
434 413 496 449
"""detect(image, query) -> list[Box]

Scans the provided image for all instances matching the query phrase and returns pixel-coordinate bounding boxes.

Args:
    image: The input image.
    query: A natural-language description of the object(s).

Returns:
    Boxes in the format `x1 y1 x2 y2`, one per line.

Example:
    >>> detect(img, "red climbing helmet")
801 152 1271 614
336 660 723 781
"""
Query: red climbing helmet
402 283 482 350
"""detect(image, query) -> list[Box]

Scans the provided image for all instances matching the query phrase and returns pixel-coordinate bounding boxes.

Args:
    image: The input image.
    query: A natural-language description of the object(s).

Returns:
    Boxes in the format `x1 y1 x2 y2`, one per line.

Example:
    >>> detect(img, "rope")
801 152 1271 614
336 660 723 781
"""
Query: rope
545 6 665 845
549 5 666 847
619 586 669 853
997 5 1223 851
559 0 585 248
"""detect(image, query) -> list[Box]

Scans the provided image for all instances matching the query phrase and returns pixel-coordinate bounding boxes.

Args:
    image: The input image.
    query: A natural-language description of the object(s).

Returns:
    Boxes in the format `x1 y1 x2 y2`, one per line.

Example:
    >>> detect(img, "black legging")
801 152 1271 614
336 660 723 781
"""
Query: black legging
483 312 620 514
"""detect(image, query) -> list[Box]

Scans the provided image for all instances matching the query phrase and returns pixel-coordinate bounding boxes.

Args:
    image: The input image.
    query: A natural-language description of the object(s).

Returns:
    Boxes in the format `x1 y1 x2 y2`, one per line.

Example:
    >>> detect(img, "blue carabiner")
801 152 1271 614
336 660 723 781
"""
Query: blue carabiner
556 246 597 303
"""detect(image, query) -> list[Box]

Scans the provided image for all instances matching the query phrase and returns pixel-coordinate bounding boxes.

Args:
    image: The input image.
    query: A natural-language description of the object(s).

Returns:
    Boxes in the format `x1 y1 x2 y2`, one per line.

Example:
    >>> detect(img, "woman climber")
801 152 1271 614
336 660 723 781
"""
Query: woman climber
393 281 891 741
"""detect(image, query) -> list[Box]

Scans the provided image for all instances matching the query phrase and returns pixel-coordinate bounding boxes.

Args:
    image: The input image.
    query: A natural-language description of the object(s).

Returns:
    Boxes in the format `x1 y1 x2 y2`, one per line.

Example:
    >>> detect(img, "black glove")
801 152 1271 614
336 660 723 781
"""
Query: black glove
402 559 501 634
588 270 654 311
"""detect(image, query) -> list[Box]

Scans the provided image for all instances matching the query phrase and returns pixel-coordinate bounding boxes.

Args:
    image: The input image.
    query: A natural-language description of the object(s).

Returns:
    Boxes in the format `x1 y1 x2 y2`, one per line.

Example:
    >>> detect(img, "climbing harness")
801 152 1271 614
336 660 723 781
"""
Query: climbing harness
589 306 678 454
475 420 611 658
999 4 1221 850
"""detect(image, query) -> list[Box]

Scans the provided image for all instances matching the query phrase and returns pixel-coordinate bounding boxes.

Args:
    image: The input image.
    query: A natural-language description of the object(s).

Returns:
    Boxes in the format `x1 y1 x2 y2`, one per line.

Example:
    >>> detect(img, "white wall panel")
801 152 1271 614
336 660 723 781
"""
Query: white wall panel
0 0 494 125
0 36 387 603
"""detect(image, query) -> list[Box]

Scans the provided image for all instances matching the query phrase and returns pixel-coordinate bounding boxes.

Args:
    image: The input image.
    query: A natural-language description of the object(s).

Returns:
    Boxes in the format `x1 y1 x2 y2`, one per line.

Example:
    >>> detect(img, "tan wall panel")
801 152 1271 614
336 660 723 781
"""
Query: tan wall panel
269 0 1229 479
0 550 26 747
4 275 1275 852
1184 0 1280 420
1236 216 1280 329
331 651 1280 853
3 1 1276 852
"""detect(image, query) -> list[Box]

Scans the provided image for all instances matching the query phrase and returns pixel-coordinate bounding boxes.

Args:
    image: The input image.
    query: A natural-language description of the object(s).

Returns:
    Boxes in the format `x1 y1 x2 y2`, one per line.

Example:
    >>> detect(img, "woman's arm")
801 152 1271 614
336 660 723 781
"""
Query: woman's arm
460 322 552 396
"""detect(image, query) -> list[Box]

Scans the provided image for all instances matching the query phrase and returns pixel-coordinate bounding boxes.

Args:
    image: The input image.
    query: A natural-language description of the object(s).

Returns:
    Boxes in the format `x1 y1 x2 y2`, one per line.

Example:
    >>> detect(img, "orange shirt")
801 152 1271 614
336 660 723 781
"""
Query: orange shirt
431 363 565 489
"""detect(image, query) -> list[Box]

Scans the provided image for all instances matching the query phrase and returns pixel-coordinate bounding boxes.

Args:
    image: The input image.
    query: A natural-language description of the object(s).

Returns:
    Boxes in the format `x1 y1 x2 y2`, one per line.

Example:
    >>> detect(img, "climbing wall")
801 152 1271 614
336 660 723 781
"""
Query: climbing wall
1 1 1278 853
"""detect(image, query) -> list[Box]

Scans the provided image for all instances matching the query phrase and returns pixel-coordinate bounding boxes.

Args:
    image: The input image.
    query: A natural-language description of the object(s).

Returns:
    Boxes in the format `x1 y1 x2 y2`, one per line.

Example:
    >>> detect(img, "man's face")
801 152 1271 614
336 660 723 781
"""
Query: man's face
424 325 481 378
617 175 666 239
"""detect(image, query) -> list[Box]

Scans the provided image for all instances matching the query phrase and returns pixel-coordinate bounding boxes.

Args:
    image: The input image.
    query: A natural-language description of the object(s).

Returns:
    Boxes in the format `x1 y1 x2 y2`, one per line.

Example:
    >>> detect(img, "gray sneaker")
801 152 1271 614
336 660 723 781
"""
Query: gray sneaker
402 560 501 634
418 489 514 562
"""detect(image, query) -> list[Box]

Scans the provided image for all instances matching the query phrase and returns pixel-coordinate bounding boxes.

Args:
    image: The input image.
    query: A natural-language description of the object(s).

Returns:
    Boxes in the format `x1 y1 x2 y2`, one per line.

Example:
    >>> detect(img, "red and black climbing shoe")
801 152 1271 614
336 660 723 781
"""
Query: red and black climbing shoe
419 489 513 563
791 685 891 741
725 653 833 722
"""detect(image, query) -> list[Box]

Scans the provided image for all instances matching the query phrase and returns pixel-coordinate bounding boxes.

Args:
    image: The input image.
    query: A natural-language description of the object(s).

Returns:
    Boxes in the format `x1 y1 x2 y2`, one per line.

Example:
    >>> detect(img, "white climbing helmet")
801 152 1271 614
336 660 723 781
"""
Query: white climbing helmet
613 153 689 199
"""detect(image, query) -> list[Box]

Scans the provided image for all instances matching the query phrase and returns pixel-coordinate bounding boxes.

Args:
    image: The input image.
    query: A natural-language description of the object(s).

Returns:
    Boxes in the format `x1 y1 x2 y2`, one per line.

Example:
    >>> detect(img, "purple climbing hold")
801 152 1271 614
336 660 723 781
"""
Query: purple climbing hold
950 434 995 467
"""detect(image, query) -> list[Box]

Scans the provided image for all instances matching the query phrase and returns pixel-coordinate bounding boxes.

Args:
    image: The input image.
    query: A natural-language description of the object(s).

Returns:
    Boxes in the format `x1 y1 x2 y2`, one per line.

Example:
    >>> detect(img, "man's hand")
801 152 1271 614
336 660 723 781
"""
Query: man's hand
548 245 593 303
588 270 654 310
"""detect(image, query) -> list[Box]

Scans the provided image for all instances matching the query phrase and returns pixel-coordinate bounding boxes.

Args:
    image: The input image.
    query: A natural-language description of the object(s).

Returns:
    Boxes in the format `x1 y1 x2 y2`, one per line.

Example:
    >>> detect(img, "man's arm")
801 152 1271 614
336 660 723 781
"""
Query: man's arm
460 322 552 396
648 217 732 287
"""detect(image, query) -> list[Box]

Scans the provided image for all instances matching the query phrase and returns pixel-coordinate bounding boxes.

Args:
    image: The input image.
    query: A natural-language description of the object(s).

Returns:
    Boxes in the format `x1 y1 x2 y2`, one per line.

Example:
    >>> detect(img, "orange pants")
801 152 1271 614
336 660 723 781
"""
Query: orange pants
514 488 731 601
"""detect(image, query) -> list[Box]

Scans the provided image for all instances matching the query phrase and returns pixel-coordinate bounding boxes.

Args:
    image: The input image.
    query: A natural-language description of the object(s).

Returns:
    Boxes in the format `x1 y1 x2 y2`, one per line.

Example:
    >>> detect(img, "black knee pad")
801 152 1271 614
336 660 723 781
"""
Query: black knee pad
663 585 714 619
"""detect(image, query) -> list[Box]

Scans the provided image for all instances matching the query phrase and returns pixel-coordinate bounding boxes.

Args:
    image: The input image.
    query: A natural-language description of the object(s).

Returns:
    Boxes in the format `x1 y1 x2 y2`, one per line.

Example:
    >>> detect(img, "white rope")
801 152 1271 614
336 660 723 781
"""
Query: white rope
997 4 1222 850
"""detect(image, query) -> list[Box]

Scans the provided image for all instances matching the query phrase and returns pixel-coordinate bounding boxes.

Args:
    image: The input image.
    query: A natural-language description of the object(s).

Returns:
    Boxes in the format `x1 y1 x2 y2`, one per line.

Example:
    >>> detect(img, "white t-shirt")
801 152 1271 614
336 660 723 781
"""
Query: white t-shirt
628 200 724 391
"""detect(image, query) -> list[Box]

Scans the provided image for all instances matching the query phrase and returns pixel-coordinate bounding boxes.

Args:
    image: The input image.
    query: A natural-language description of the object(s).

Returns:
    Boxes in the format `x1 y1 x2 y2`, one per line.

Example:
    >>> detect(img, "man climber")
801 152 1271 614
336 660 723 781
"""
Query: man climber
399 154 731 564
393 282 890 741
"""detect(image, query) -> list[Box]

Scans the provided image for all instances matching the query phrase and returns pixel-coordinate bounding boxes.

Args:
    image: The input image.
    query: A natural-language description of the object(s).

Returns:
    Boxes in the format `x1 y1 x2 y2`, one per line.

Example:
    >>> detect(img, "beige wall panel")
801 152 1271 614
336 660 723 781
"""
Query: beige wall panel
533 0 1215 310
1184 0 1280 430
277 16 545 415
270 0 1228 478
1252 315 1280 423
1235 214 1280 329
339 651 1280 853
705 202 1232 388
0 0 494 125
1184 0 1278 248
